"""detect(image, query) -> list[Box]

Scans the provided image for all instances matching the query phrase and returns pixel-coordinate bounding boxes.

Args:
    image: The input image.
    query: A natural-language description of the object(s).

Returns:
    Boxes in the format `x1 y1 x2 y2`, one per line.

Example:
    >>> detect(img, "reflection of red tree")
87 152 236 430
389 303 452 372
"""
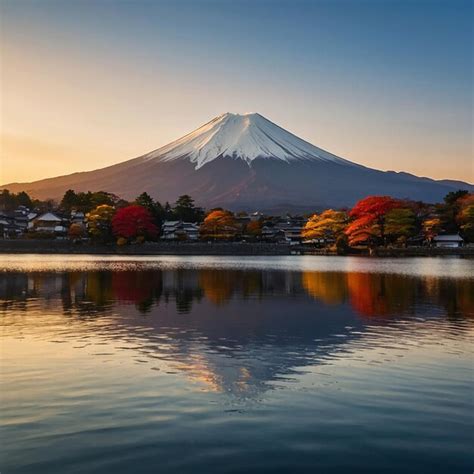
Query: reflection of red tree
112 271 159 304
347 272 389 317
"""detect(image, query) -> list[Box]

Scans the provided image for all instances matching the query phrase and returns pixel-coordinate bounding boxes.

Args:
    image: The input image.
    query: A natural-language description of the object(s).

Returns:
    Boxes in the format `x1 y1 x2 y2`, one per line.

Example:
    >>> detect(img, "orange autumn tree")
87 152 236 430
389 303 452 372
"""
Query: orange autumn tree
200 209 240 240
345 196 400 246
245 219 263 239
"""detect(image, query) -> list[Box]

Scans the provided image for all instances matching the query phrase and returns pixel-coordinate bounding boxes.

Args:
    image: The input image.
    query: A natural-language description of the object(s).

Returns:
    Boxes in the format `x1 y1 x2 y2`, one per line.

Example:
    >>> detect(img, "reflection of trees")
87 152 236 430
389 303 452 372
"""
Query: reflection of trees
2 269 473 320
347 273 391 317
302 272 348 304
302 271 474 319
424 277 474 319
199 270 235 305
85 272 114 308
2 267 473 399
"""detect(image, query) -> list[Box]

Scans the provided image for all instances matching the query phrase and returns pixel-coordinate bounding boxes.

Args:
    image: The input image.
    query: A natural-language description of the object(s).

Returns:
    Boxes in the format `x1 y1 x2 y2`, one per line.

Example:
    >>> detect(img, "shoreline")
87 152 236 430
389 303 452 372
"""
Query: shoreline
0 240 473 257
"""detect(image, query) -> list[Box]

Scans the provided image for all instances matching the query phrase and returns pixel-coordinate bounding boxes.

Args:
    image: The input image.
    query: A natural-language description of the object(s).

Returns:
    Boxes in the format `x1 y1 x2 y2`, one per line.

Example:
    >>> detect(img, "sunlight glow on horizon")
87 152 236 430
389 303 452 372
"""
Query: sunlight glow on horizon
1 0 472 185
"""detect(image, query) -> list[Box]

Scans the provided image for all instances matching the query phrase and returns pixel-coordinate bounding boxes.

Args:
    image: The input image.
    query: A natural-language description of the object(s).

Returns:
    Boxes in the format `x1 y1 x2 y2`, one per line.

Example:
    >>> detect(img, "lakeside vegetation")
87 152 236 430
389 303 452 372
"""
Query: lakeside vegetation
1 188 473 250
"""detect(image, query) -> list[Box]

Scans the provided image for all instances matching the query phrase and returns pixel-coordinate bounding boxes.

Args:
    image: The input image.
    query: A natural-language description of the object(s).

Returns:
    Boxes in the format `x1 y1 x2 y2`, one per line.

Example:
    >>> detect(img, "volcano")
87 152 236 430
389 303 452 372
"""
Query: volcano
3 112 472 211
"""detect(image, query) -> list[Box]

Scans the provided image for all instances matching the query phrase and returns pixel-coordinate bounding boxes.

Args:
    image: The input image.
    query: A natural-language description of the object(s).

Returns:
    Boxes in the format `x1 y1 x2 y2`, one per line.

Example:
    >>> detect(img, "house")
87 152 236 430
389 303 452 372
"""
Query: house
32 212 67 236
70 210 86 225
13 206 30 232
0 213 15 238
27 212 38 229
433 234 464 248
261 225 285 242
161 221 200 241
275 222 303 244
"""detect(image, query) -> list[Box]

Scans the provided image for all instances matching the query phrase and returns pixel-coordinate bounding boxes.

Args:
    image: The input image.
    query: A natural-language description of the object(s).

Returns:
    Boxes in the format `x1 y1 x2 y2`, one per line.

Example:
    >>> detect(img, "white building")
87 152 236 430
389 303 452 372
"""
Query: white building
32 212 67 235
433 234 464 248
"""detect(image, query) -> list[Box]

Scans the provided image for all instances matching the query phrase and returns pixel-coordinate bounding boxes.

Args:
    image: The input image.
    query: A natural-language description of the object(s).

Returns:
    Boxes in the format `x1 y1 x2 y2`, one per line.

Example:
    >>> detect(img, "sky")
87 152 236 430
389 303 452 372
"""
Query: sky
1 0 472 185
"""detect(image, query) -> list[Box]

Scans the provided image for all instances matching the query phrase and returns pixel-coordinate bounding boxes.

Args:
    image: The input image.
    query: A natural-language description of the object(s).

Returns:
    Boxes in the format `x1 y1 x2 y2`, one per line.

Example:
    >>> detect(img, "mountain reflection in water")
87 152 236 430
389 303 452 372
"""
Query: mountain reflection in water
1 267 472 398
1 257 474 474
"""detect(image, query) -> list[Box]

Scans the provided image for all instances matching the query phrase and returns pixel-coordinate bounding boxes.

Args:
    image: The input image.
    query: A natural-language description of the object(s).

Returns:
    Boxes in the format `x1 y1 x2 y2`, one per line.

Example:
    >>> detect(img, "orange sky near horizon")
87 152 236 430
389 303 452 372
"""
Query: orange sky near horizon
1 0 473 186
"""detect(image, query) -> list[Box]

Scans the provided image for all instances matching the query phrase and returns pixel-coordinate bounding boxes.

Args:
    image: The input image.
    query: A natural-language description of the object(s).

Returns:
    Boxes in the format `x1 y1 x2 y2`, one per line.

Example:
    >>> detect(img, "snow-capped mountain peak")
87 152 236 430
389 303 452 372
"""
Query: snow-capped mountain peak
142 112 352 169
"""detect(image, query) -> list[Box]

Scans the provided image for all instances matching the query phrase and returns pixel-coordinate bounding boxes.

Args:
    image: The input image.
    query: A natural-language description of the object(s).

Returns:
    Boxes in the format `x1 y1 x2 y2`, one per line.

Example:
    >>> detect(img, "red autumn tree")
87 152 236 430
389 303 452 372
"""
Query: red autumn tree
112 205 158 241
345 196 401 246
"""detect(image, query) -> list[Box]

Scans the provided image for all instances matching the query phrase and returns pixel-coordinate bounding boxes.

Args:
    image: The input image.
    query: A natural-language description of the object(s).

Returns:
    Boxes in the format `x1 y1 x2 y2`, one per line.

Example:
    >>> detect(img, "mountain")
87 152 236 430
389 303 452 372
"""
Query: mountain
2 112 472 211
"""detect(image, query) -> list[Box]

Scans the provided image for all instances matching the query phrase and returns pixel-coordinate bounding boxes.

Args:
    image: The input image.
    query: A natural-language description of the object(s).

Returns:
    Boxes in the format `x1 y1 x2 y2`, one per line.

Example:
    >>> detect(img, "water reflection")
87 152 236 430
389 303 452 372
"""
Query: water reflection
2 259 473 474
2 268 472 318
1 267 472 397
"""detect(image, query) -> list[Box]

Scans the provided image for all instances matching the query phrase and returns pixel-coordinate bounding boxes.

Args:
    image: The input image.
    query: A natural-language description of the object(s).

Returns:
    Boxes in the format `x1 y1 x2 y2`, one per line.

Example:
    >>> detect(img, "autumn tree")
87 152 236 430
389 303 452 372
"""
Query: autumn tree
86 204 115 243
345 196 400 246
422 217 442 243
200 210 240 240
385 207 416 245
457 193 474 242
112 205 158 242
436 189 469 233
68 223 85 241
245 220 263 239
302 210 347 243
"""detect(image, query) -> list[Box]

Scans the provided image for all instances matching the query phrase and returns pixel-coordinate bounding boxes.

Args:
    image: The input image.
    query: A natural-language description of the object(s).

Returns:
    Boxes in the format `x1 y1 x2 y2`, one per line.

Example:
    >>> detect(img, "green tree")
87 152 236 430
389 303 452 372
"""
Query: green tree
0 189 34 211
61 189 79 211
16 191 33 208
135 192 156 213
385 207 416 245
173 195 204 222
90 191 117 209
164 202 173 220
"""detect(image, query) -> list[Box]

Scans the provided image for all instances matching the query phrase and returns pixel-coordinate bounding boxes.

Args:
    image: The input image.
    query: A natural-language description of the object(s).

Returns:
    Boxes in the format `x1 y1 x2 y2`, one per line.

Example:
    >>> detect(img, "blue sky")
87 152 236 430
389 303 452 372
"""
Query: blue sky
1 0 472 183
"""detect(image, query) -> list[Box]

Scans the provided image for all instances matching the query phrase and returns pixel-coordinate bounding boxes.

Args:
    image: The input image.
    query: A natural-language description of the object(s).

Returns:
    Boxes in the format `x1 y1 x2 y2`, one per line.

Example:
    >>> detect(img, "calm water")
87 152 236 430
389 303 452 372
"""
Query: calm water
1 255 473 473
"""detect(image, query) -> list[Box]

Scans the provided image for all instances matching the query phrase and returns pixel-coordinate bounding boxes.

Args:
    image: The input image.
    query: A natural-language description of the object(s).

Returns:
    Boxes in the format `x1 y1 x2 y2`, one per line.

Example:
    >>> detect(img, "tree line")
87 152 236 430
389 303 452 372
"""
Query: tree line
1 188 473 246
303 191 473 249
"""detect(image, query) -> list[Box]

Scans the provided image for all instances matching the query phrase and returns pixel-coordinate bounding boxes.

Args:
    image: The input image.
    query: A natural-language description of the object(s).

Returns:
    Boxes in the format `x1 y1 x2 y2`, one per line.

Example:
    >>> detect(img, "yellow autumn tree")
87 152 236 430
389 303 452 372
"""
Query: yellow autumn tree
86 204 115 242
302 209 347 243
422 217 441 243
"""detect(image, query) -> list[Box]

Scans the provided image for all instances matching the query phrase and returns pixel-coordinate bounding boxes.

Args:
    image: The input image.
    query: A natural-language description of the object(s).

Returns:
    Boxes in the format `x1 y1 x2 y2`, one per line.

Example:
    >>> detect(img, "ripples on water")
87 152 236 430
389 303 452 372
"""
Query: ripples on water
1 255 473 473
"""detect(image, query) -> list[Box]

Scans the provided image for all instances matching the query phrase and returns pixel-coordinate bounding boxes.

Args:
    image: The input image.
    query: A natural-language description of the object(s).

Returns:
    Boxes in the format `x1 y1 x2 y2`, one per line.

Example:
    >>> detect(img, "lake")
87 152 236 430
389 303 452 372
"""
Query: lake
1 255 473 473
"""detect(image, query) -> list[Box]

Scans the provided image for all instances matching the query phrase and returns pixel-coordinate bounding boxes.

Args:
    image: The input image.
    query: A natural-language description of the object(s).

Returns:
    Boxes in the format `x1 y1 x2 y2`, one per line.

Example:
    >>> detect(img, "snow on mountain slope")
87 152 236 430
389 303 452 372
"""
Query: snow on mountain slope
142 112 355 169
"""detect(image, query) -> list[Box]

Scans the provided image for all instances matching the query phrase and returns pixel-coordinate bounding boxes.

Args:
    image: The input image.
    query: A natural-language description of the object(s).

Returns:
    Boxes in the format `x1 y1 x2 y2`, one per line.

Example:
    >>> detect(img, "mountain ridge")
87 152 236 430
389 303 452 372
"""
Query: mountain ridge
2 112 472 211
